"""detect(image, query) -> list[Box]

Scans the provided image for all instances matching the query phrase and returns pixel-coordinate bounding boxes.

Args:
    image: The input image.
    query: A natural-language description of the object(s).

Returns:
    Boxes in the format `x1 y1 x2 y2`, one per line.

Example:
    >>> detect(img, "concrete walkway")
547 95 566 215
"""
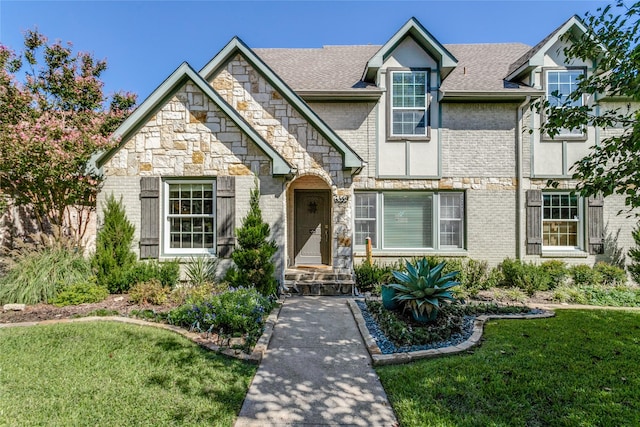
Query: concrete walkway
235 296 398 427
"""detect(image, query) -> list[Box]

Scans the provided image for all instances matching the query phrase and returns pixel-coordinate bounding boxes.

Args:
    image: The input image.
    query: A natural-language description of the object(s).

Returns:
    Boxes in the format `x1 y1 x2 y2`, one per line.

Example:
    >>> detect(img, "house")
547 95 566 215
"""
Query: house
95 16 636 294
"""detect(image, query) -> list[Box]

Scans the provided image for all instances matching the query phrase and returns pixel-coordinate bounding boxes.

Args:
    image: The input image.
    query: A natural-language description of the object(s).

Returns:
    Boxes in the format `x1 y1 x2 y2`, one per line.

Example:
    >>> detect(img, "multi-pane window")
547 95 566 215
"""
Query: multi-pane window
543 193 580 248
355 192 464 250
391 71 428 136
546 69 585 136
354 193 377 247
165 181 215 253
440 193 464 248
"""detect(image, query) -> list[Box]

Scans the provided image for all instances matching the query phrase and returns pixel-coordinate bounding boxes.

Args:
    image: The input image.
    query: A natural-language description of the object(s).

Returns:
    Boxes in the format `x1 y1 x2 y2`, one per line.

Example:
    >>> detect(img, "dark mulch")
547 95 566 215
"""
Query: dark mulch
0 295 175 323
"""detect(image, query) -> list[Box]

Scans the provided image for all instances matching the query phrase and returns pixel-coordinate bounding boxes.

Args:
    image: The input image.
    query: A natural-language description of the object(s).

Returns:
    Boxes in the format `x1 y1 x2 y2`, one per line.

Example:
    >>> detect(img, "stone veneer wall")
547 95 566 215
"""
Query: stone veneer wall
210 54 355 271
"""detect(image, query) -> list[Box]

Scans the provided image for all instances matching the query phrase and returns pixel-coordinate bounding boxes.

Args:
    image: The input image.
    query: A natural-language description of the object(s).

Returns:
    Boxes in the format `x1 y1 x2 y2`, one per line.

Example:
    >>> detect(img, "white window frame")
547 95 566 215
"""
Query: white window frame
389 69 429 139
354 191 464 251
544 68 586 138
354 192 378 248
163 179 216 256
542 192 583 251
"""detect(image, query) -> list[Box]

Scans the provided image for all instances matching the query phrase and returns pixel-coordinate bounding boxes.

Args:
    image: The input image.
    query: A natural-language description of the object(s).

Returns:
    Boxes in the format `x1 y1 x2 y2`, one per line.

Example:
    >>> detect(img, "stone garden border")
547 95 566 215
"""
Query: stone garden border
347 298 556 366
0 301 283 365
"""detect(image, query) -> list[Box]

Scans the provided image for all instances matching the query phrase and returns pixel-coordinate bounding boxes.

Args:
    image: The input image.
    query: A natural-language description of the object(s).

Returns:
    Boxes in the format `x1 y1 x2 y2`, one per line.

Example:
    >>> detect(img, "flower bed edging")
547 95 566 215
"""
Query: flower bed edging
347 298 555 366
0 300 284 364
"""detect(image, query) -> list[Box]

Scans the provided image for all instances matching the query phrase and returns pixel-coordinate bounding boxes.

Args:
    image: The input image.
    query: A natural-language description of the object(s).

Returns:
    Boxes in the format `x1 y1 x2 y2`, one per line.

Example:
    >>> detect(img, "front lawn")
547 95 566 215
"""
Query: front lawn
377 309 640 426
0 322 256 426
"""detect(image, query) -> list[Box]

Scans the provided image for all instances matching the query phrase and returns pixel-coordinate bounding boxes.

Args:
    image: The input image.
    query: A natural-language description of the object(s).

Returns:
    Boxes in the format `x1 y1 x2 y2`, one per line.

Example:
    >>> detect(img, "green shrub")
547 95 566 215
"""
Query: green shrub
185 256 218 287
92 195 137 294
492 287 529 304
0 247 91 304
354 261 396 292
52 278 109 307
570 264 601 286
552 284 589 304
225 182 278 296
125 260 180 291
447 258 494 296
580 285 640 307
129 279 170 305
594 262 627 286
628 223 640 284
499 259 551 295
168 287 276 348
540 260 568 288
170 282 222 306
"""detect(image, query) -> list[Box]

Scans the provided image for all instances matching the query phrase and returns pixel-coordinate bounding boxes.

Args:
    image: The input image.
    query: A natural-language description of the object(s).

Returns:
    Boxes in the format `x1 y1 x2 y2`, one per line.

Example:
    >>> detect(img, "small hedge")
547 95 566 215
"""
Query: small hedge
52 279 109 307
167 287 276 349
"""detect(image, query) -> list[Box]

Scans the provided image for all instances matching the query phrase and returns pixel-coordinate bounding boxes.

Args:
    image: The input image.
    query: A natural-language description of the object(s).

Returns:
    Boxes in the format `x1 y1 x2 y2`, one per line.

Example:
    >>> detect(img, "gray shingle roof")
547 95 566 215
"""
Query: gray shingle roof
442 43 531 92
254 45 380 91
255 43 532 93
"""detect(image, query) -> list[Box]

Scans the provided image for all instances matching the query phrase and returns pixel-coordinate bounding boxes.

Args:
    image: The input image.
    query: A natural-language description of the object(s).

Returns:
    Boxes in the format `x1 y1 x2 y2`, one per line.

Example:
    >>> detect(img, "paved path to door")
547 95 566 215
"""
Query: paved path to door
235 296 398 427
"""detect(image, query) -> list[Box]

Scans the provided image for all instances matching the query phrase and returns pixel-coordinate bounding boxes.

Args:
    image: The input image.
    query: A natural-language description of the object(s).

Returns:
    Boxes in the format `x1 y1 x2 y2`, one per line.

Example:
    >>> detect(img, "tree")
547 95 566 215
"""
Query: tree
627 223 640 283
0 30 136 242
225 181 278 296
538 1 640 212
91 195 136 293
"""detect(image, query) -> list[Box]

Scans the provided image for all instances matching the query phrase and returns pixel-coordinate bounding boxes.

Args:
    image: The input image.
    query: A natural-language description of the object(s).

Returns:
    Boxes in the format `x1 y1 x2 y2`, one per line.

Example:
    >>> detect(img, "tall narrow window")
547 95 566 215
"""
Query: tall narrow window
439 193 464 249
390 70 428 137
354 193 377 247
546 69 585 137
543 193 580 248
165 181 215 254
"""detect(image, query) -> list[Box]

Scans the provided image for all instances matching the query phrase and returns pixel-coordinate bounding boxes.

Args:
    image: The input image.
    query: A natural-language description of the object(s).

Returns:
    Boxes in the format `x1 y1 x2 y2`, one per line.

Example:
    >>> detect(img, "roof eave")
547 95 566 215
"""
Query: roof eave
363 17 458 83
297 89 384 101
440 89 544 101
97 62 292 176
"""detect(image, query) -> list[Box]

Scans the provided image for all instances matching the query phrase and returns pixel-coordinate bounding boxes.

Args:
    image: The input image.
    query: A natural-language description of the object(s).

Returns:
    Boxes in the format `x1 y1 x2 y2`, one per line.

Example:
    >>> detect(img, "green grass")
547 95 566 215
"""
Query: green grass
377 310 640 427
0 322 256 426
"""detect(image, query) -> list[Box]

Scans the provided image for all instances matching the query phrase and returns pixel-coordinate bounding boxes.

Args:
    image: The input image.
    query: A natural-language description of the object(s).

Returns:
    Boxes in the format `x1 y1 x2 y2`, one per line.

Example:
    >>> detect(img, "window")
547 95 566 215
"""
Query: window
164 180 215 254
390 70 429 137
354 193 377 247
546 69 585 137
542 193 581 249
354 191 464 250
440 193 464 248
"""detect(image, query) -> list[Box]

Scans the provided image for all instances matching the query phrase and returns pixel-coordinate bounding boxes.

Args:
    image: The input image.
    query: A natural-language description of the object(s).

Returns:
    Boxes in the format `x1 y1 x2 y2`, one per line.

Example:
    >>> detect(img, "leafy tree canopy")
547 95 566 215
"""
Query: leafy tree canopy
538 1 640 213
0 30 136 239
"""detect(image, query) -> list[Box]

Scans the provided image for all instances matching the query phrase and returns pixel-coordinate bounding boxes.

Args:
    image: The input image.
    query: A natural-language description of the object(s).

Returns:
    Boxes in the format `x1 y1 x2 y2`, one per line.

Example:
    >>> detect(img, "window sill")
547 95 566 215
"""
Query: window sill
541 250 588 258
540 135 587 143
354 250 467 258
386 136 431 143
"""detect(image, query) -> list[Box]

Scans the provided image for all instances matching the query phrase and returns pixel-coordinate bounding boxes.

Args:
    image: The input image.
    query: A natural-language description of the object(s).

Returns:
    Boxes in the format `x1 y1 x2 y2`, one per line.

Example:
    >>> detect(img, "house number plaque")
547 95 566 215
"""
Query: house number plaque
333 195 349 204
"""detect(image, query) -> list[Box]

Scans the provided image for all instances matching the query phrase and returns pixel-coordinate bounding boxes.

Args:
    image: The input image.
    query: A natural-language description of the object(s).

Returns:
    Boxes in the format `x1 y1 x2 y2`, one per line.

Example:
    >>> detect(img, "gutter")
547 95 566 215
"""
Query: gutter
297 90 384 102
516 96 531 260
439 90 543 102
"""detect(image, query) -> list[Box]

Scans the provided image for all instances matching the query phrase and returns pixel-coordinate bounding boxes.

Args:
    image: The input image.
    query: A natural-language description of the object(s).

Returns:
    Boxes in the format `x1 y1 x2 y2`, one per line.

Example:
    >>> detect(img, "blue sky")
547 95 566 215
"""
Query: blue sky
0 0 610 102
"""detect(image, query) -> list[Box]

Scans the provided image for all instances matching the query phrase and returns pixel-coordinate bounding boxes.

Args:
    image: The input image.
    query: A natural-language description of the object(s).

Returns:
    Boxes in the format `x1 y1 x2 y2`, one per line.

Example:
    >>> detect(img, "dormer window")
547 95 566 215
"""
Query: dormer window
544 68 586 138
389 69 430 140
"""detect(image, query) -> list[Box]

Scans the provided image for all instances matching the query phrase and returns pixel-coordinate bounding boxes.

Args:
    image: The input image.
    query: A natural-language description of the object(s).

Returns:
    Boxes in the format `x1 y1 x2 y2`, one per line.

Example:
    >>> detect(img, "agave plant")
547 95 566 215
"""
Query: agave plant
388 258 459 322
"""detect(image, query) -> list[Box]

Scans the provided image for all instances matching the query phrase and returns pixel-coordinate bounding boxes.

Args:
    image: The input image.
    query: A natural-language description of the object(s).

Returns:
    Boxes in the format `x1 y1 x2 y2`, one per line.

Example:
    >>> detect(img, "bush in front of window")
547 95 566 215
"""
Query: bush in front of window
225 183 278 297
125 260 180 291
92 195 137 293
498 258 553 296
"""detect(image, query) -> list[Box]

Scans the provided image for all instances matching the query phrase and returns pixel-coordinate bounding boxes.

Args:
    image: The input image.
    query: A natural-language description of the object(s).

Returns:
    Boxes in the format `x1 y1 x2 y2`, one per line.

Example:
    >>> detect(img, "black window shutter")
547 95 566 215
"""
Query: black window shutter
216 176 236 258
588 194 604 254
526 190 542 255
140 177 160 259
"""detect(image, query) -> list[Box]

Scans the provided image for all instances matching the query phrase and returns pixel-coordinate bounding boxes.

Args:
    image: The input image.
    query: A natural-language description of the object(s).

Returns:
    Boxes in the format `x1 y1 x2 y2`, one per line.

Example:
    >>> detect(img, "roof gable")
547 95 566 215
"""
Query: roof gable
200 37 364 170
363 17 457 82
96 62 292 175
506 15 589 80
